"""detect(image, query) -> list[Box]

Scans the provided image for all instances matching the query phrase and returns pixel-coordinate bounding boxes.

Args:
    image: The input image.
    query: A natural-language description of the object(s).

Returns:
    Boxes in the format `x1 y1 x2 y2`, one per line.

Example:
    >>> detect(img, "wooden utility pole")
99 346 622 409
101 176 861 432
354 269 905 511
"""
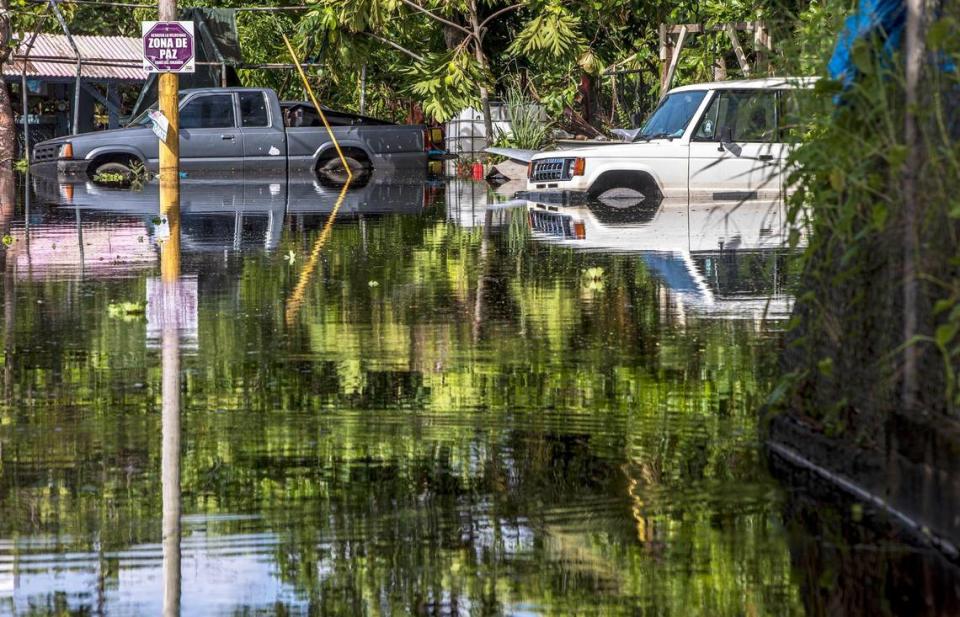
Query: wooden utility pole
159 0 180 282
156 6 181 617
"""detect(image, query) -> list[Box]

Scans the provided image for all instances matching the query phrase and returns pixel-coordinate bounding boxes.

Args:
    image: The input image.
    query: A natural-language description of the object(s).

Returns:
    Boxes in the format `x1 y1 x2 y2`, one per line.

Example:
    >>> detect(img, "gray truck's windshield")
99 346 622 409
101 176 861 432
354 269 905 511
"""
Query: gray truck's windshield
637 90 706 140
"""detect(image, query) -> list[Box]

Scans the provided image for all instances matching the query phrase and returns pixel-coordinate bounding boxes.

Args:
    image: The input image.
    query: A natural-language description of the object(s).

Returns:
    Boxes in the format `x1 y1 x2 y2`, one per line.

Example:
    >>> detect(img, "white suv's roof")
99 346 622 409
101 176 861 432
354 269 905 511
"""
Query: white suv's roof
668 77 817 94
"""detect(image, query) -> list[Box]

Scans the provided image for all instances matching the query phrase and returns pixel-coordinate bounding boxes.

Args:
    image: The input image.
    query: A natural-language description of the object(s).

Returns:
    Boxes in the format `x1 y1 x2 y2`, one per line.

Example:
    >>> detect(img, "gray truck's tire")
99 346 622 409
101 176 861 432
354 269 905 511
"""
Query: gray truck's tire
92 161 135 183
317 156 370 184
319 156 366 172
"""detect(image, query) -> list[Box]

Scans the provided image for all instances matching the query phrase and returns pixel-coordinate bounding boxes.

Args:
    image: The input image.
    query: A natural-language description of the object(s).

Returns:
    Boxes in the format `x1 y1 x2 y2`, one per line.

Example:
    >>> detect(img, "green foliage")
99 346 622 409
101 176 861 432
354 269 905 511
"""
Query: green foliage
406 48 489 121
92 160 151 189
7 0 824 131
492 81 551 149
92 171 127 184
295 0 650 123
508 3 584 61
769 14 960 433
107 301 146 321
127 159 150 190
784 0 850 75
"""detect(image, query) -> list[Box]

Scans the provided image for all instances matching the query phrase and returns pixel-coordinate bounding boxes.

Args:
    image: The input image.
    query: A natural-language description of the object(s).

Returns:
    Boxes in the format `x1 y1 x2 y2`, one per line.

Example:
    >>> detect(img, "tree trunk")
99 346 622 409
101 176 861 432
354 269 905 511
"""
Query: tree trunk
467 0 494 147
578 74 599 128
902 0 927 410
1 165 13 399
0 0 16 169
0 83 15 168
713 55 728 81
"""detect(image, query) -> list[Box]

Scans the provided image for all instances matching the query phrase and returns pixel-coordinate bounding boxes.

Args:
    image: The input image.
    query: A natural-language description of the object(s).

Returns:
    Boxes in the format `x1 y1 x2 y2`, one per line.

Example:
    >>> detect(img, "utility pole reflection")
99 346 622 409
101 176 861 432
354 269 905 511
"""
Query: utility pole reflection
161 310 181 617
155 163 187 616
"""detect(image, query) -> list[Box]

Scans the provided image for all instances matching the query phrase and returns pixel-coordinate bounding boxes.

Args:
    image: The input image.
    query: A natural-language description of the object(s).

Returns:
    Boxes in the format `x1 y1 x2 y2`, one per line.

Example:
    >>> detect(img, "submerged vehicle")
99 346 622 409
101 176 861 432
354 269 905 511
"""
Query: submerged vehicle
30 87 446 181
526 78 816 204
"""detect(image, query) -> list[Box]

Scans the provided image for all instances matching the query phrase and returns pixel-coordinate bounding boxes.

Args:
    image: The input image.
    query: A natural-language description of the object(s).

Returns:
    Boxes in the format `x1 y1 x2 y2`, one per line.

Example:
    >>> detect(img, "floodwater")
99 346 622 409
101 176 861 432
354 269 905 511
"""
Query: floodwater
0 172 955 616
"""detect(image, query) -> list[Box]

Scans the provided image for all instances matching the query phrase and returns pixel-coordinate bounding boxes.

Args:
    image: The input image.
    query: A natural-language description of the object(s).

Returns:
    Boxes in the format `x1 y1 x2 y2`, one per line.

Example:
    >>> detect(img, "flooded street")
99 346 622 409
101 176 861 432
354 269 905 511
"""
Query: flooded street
0 175 951 615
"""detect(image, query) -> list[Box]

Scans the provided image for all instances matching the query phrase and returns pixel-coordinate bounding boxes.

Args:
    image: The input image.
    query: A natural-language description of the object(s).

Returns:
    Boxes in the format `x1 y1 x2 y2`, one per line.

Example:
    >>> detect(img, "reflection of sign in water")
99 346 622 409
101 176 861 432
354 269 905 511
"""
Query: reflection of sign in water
0 547 13 597
146 276 198 350
153 215 170 241
10 222 157 280
142 21 195 73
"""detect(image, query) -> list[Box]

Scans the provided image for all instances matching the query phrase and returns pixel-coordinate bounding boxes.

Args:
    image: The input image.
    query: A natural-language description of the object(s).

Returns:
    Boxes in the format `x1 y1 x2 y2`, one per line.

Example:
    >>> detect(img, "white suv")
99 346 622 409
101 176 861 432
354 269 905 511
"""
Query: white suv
526 78 815 203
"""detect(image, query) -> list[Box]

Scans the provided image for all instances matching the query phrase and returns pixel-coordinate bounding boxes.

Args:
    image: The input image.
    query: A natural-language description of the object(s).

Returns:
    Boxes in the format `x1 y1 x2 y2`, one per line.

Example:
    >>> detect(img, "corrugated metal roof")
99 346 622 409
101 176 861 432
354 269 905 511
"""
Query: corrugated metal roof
2 33 149 82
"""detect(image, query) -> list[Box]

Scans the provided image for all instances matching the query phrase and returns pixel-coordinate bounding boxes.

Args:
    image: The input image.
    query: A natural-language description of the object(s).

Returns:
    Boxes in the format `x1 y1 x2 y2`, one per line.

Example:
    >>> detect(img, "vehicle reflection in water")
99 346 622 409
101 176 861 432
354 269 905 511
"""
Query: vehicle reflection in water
32 172 434 219
0 176 956 616
15 172 440 280
525 196 801 319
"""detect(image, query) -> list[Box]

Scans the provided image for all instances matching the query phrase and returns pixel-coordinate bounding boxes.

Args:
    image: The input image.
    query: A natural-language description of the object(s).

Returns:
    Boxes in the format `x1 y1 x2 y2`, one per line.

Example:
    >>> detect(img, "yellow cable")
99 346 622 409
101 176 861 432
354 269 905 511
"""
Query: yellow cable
284 180 352 326
281 34 353 180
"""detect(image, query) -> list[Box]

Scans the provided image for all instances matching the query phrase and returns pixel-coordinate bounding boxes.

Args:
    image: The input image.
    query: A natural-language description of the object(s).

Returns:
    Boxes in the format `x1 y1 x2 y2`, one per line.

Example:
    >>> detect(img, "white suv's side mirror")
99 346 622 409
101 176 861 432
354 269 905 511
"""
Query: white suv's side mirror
718 126 742 156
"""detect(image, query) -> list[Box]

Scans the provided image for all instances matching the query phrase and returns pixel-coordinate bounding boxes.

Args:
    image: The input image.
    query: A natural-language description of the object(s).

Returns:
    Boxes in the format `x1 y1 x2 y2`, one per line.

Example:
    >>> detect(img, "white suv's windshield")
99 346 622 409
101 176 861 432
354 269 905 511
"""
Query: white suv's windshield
637 90 706 140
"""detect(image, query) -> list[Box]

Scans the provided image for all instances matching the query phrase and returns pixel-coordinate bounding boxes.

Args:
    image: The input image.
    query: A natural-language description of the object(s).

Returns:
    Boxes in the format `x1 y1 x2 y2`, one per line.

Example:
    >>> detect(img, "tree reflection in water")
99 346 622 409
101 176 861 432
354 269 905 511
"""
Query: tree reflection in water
0 180 954 615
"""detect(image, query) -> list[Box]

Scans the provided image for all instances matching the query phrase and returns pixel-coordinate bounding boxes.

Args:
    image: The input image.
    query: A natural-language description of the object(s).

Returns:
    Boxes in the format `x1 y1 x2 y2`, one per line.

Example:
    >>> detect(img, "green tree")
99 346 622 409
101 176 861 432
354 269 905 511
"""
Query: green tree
300 0 593 140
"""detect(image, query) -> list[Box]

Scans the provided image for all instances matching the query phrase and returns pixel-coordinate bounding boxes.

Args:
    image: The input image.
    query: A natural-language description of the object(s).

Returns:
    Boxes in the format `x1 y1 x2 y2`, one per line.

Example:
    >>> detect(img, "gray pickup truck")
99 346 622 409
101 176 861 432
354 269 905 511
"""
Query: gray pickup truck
30 87 444 180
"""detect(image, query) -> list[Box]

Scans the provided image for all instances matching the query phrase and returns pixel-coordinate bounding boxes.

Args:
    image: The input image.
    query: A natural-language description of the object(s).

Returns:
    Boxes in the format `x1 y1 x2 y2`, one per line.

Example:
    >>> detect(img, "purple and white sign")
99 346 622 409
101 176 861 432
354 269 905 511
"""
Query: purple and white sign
142 21 195 73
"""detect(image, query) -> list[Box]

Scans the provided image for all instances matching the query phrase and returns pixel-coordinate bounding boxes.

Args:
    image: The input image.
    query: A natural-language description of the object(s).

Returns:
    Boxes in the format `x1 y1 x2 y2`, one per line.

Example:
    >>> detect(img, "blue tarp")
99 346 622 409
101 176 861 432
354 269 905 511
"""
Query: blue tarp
827 0 906 86
640 253 703 296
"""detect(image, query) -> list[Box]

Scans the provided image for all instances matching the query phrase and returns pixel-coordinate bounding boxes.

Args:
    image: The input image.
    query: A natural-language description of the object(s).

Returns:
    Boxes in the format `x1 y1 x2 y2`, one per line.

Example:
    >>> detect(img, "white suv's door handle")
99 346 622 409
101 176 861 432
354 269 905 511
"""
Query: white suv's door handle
758 154 774 161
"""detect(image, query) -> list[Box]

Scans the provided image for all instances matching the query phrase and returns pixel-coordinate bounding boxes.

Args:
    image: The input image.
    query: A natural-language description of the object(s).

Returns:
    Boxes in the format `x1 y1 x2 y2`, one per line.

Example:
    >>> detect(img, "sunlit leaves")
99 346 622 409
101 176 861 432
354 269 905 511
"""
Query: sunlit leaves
406 48 489 120
508 3 584 61
304 0 394 34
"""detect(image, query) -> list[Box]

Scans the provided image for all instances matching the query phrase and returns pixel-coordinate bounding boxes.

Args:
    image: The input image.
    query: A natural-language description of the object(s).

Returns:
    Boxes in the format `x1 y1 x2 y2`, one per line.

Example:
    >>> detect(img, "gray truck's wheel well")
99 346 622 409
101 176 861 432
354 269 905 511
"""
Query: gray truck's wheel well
588 170 661 200
87 153 142 177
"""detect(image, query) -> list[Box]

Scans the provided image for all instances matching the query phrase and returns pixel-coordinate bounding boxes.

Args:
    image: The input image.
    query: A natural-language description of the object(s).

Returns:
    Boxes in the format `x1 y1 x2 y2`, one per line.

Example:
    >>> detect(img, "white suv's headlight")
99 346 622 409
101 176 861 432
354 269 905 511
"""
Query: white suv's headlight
571 157 585 177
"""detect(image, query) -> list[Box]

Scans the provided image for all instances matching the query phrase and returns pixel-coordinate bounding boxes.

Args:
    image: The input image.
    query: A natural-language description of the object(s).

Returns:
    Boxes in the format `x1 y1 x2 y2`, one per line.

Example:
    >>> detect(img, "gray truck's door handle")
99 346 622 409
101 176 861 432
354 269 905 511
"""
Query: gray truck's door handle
221 134 236 141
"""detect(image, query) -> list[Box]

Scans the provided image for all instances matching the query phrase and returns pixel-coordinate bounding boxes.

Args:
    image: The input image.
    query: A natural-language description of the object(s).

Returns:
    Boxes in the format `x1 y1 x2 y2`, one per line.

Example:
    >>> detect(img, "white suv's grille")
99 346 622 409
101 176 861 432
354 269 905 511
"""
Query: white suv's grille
531 158 572 182
528 208 574 237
